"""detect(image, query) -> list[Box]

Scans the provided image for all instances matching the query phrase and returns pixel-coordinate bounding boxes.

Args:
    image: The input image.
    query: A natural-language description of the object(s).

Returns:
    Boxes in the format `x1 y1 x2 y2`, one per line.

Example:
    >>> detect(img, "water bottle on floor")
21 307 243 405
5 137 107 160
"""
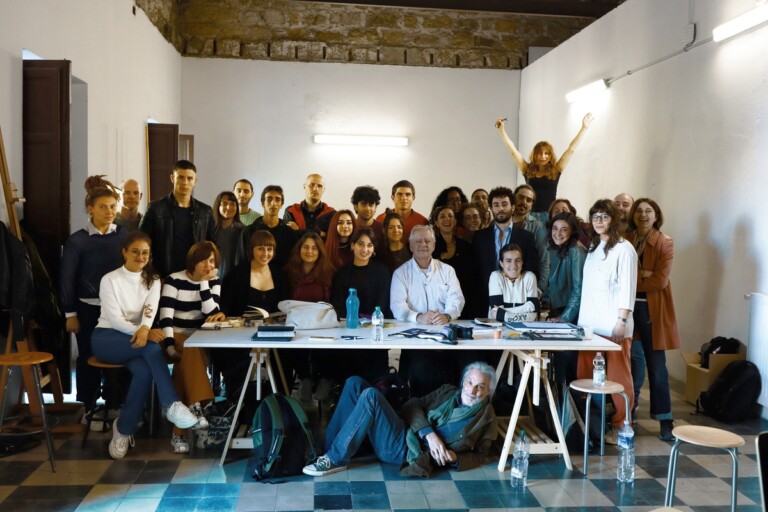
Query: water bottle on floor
345 288 359 329
593 352 605 387
510 429 530 490
617 420 635 483
371 306 384 342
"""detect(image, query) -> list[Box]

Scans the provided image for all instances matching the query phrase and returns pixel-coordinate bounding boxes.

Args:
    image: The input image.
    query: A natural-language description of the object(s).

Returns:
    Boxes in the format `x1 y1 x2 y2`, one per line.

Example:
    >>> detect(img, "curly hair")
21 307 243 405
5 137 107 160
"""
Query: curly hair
547 212 580 259
84 175 119 210
120 231 159 289
587 199 622 257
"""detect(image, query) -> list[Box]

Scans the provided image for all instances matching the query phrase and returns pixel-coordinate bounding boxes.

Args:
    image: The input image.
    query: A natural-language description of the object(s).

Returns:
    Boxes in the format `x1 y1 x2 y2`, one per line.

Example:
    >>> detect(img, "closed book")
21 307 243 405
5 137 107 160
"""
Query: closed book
257 325 295 332
255 331 294 338
250 332 295 342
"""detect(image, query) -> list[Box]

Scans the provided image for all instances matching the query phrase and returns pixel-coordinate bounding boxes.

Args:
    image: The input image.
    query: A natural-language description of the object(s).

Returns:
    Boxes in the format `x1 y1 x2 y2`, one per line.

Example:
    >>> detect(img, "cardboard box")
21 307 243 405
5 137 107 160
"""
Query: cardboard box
681 351 745 405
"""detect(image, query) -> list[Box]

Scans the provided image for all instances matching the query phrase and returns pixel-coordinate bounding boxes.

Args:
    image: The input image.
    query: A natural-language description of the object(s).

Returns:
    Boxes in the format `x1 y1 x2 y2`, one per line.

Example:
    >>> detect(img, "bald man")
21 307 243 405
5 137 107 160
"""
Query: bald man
283 173 336 238
114 179 143 232
613 192 634 233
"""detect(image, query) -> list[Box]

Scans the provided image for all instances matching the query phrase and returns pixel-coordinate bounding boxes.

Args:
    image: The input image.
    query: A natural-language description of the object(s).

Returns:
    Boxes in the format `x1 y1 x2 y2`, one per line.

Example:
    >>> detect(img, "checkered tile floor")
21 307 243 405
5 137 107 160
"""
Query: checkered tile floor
0 379 765 511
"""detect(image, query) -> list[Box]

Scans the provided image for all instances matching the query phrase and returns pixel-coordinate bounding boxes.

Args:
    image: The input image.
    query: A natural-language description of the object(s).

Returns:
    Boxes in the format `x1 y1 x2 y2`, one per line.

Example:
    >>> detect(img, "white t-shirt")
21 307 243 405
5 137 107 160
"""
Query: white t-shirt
96 266 161 335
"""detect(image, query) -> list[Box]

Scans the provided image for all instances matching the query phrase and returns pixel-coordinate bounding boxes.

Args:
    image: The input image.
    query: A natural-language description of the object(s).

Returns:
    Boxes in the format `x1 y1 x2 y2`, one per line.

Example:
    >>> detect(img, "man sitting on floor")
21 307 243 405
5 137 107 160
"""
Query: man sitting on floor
303 361 497 478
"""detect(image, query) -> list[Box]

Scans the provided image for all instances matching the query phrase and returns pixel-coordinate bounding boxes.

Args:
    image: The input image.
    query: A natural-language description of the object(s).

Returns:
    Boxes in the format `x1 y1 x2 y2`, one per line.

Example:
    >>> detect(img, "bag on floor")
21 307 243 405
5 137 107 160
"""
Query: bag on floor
696 360 761 423
251 394 318 480
374 367 411 412
699 336 741 369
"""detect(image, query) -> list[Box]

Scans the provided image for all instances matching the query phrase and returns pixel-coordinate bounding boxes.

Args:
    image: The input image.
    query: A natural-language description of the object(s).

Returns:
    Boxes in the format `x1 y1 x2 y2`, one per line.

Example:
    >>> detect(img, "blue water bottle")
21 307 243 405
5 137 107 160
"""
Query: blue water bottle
346 288 360 329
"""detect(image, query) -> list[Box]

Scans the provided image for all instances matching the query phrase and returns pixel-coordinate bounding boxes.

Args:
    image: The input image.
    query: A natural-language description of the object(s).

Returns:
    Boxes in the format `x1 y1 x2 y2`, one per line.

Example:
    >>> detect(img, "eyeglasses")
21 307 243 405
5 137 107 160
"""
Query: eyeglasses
591 213 611 222
128 249 150 258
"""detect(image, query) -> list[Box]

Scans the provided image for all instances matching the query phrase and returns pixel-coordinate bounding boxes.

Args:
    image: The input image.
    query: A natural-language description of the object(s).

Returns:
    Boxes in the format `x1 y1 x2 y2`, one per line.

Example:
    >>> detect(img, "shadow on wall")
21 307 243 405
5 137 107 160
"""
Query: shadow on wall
670 213 723 378
719 218 757 339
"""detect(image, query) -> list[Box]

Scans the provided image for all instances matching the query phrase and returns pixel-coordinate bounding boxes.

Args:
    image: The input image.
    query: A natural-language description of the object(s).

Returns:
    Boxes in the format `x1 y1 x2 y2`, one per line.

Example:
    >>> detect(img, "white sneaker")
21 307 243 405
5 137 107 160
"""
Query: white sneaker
190 402 209 430
109 420 134 460
166 401 198 429
171 434 190 454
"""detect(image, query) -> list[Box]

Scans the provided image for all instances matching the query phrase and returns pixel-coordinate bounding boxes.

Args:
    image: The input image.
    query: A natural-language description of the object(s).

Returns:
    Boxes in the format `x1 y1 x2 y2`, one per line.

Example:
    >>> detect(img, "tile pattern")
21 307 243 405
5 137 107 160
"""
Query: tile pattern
0 380 765 511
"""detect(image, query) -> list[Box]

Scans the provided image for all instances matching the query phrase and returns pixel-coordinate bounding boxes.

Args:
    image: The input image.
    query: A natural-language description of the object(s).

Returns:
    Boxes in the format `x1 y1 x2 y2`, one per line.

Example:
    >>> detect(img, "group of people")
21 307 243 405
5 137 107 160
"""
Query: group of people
59 113 680 475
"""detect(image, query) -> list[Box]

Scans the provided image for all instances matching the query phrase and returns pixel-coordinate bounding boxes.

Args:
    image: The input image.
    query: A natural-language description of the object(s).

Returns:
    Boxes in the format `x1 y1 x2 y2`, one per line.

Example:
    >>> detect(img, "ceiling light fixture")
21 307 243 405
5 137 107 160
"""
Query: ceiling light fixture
713 2 768 42
565 79 608 103
313 134 409 146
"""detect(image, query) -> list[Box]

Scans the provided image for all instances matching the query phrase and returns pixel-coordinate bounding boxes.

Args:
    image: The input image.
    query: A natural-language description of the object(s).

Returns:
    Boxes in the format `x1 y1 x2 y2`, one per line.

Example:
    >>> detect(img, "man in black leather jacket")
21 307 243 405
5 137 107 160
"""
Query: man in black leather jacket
139 160 215 277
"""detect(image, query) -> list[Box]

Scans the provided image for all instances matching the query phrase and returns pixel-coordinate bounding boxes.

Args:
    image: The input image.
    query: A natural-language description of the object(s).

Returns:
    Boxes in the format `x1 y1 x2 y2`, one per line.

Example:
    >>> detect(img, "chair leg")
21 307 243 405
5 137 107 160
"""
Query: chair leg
665 438 681 506
728 447 739 512
0 366 13 431
599 394 606 456
583 392 592 477
31 365 56 472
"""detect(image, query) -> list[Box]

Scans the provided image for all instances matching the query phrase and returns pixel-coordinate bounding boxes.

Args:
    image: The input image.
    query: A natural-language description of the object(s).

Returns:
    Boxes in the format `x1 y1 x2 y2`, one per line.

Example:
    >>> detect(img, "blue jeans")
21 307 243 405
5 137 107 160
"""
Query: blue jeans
325 377 407 466
631 301 673 420
91 328 181 435
74 302 102 404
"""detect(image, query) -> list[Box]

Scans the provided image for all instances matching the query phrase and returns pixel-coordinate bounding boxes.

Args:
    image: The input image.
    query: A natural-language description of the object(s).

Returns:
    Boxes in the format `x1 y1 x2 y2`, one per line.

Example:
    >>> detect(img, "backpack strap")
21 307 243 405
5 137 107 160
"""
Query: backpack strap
262 395 285 473
283 395 318 461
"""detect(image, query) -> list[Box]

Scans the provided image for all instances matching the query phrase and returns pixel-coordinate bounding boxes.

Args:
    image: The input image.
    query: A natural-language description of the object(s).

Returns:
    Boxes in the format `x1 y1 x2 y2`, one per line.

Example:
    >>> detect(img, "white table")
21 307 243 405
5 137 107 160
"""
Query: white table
186 322 620 468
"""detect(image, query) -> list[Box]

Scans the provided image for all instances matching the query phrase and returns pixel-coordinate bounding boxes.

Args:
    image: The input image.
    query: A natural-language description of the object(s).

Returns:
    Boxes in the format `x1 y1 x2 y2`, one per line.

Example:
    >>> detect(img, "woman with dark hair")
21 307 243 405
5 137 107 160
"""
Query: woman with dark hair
548 198 591 247
626 198 680 441
60 175 128 410
430 205 472 316
378 212 411 272
577 199 637 442
220 231 290 398
470 189 492 228
457 202 486 242
495 114 593 221
325 209 356 269
321 228 390 391
284 232 335 302
212 191 244 280
487 244 539 323
159 241 225 453
92 232 200 459
546 212 587 386
430 186 468 215
283 232 335 400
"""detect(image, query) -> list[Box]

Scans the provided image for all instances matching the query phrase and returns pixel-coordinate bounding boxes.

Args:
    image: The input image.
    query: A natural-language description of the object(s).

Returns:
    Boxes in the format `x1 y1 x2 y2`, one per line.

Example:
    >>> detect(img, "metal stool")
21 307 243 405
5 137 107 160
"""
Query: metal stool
569 378 630 477
665 425 744 512
0 351 56 471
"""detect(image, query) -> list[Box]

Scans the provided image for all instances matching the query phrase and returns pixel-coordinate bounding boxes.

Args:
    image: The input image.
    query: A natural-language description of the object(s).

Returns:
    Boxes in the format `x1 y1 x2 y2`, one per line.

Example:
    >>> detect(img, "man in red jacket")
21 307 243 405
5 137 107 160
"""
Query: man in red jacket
283 173 335 239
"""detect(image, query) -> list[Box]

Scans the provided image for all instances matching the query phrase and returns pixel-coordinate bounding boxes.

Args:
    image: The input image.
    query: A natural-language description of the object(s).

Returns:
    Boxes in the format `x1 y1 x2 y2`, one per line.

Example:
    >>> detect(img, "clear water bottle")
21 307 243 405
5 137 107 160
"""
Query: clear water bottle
510 429 530 490
345 288 360 329
616 420 635 483
593 352 606 387
371 306 384 342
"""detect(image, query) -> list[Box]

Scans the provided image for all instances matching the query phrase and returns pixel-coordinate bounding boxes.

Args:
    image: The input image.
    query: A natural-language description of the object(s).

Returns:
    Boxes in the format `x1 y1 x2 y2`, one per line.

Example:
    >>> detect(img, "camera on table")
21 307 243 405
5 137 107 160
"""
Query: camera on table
446 324 473 340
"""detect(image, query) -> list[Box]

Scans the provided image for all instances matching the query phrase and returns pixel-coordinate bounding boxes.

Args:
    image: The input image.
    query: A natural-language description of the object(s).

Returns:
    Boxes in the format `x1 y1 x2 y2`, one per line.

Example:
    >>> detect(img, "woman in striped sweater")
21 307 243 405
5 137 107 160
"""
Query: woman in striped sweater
159 241 225 453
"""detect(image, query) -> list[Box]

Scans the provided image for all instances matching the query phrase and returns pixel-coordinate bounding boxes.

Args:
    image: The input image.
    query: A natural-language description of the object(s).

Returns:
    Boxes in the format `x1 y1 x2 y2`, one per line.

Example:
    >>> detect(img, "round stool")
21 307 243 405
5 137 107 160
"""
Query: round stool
665 425 744 512
569 379 631 477
83 357 156 446
0 351 56 472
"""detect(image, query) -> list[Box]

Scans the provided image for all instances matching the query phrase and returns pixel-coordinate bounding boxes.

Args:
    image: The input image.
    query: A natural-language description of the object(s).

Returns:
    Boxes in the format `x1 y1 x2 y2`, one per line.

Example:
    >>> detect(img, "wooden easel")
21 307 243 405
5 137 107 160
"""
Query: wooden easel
0 126 83 433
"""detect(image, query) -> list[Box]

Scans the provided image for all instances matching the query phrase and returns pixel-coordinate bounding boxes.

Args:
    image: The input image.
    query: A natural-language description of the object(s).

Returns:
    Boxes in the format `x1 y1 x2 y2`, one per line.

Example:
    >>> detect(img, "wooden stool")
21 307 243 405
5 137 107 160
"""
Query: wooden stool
569 379 630 477
82 357 156 446
665 425 744 512
0 351 56 471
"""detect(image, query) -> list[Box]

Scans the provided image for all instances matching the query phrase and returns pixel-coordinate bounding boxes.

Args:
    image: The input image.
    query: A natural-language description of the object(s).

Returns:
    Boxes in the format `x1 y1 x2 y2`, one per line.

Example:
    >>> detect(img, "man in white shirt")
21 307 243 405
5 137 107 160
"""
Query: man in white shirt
390 225 464 324
391 225 465 394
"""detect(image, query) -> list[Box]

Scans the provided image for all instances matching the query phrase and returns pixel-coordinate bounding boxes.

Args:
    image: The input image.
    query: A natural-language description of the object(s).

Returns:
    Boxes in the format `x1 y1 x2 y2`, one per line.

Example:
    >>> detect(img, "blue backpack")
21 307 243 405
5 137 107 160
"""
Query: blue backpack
251 394 318 480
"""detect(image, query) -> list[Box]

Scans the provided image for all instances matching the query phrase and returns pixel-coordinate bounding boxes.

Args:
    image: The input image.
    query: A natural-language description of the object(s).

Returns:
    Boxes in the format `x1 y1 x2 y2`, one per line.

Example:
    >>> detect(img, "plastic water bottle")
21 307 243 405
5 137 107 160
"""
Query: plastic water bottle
593 352 606 387
345 288 360 329
510 430 530 490
371 306 384 342
617 420 635 483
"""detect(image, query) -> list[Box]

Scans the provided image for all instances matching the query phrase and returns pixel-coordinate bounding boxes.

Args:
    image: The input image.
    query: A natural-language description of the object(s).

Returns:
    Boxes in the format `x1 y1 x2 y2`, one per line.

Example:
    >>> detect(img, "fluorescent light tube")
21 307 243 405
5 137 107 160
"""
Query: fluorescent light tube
313 134 408 146
713 3 768 42
565 79 608 103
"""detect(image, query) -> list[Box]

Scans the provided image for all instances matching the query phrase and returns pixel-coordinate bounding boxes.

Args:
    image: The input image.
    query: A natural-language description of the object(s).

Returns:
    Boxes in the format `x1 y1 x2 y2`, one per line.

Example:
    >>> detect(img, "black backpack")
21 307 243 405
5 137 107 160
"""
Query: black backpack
699 336 741 369
697 360 761 423
251 394 318 481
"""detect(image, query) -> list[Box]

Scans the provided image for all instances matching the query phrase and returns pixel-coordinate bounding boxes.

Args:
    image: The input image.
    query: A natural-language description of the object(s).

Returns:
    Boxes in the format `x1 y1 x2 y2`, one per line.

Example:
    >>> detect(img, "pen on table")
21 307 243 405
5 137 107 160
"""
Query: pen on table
341 335 363 340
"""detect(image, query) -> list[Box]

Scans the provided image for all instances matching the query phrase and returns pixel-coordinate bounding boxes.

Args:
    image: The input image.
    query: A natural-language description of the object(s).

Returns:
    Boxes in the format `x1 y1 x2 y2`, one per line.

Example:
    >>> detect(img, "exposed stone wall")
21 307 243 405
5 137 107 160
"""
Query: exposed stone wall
138 0 594 69
136 0 184 51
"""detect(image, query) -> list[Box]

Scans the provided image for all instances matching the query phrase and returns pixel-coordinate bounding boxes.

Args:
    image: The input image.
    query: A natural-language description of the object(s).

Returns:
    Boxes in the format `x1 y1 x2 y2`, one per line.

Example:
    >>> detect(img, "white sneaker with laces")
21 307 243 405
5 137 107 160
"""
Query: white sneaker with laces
190 402 209 429
302 455 347 476
171 434 190 454
109 419 134 460
166 401 198 429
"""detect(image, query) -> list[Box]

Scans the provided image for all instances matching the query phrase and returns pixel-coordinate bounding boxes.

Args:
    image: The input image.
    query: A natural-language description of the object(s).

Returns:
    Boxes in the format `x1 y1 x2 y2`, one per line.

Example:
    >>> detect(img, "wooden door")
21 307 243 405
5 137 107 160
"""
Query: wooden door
23 60 71 287
146 123 179 201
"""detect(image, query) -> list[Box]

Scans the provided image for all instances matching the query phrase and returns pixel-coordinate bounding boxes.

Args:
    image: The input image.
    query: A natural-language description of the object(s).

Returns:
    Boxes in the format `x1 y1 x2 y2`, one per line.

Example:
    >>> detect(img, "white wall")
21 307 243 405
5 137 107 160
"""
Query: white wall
181 58 520 215
520 0 768 379
0 0 182 226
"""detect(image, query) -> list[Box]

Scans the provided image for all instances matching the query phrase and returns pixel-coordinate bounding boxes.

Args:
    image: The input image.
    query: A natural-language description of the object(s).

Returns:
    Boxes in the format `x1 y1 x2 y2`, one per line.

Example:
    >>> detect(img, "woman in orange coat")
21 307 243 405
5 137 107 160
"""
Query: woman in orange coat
626 198 680 442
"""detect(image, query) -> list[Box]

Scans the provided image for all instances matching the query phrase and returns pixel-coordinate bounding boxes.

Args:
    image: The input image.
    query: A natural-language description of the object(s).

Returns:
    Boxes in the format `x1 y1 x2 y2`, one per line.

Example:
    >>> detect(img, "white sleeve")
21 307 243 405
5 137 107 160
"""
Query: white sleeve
441 265 465 320
99 274 138 335
390 267 418 322
616 243 638 312
140 279 162 329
